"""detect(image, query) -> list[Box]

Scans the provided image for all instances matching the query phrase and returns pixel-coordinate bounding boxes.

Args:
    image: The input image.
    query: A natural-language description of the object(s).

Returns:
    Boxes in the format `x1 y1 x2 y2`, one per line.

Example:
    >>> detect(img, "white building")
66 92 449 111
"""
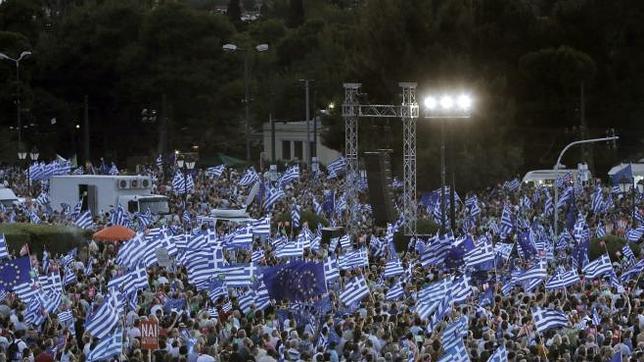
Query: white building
261 120 341 167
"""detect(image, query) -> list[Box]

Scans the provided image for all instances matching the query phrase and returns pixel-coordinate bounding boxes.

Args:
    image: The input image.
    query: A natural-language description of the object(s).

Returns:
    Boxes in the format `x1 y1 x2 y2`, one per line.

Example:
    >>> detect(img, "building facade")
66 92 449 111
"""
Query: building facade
261 120 341 167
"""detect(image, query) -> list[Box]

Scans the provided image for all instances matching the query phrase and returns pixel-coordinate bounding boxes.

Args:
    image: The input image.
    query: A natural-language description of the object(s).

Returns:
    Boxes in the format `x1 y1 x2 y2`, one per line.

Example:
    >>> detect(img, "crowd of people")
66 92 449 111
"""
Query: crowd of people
0 159 642 362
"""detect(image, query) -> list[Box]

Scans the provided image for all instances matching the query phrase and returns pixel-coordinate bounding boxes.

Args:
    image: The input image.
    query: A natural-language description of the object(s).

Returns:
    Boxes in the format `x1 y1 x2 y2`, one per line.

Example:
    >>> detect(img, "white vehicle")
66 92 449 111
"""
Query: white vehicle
49 175 169 216
210 182 260 221
0 186 20 209
522 169 580 187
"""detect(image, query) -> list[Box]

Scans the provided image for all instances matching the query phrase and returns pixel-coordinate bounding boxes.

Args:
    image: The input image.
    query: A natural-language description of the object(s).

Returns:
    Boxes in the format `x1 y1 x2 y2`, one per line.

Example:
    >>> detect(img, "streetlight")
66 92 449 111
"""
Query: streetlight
423 92 473 233
0 50 32 152
552 136 619 237
223 43 269 161
299 79 314 168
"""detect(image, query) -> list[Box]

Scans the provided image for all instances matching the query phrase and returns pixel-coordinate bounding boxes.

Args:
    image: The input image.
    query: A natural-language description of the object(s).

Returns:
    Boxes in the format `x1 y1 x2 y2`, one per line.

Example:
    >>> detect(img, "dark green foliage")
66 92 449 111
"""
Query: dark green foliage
0 223 91 257
275 209 328 232
0 0 642 190
590 235 640 261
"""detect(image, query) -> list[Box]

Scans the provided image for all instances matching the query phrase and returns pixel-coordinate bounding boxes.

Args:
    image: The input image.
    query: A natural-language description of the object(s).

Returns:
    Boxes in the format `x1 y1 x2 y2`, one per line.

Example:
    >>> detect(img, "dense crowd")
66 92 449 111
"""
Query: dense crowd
0 160 642 362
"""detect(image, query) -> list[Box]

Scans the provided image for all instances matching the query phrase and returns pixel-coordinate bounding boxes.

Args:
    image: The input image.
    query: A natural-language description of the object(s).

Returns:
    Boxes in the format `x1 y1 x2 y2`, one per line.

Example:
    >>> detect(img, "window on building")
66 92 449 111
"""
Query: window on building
294 141 303 160
282 140 291 160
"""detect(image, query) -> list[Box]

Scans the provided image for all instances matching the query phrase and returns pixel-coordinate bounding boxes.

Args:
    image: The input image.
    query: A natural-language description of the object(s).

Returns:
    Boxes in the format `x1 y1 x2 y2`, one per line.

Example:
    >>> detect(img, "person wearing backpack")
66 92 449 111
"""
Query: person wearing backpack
7 330 27 362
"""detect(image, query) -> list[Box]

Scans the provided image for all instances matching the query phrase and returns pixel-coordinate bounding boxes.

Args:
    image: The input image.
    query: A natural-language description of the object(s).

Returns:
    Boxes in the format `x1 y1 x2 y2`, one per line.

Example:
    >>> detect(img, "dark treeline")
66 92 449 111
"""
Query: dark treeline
0 0 642 192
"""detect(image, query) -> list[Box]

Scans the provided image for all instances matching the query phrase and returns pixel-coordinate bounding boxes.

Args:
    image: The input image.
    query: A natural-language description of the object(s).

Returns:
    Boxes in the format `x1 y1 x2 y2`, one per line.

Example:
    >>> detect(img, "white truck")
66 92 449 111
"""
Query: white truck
49 175 170 216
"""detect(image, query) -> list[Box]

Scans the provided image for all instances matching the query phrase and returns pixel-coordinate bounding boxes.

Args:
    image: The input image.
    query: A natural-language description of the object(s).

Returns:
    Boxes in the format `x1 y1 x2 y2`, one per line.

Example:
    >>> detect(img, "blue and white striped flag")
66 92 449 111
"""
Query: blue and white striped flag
252 216 271 237
85 293 120 339
279 165 300 186
441 315 468 351
487 345 507 362
155 154 163 168
622 245 636 265
0 234 8 259
386 281 404 301
291 204 301 229
545 269 580 290
86 328 123 362
582 254 613 279
626 227 644 242
239 168 259 186
323 256 339 282
595 221 606 239
503 178 520 192
591 187 603 214
263 187 285 210
326 157 347 178
383 259 404 278
57 310 73 325
532 308 569 333
339 276 370 306
418 278 452 304
74 210 94 230
206 165 225 178
464 239 495 269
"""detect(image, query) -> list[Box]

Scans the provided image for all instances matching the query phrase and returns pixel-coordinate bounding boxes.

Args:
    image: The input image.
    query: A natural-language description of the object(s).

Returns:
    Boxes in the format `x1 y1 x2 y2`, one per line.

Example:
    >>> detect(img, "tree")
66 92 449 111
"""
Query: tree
227 0 242 26
287 0 304 28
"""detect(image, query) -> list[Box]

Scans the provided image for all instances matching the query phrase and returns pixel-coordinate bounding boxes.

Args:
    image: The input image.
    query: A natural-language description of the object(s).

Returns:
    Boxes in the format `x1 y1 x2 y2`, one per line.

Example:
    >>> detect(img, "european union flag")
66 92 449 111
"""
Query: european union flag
0 256 31 291
262 261 326 301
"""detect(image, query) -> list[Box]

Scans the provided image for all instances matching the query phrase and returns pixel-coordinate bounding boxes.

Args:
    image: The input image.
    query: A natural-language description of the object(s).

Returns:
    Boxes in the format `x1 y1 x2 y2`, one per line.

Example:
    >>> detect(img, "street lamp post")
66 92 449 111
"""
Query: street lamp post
552 136 619 237
223 43 269 161
0 51 32 151
423 93 473 234
299 79 313 168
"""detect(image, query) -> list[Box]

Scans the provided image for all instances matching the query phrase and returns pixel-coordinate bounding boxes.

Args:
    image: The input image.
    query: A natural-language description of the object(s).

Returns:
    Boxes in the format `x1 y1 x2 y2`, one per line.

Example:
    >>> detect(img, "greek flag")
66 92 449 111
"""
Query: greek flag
622 245 636 265
86 328 123 362
274 241 304 258
626 227 644 242
545 269 580 290
291 204 301 228
582 254 613 279
591 187 603 214
155 154 163 167
29 210 41 224
110 204 129 227
494 243 513 260
263 187 285 210
85 293 120 339
512 261 547 283
383 259 404 278
279 165 300 186
465 195 481 217
503 178 520 192
338 248 369 270
339 234 352 249
386 281 404 300
438 339 469 362
557 186 573 209
326 157 347 178
620 259 644 282
532 308 569 333
206 165 225 178
324 256 339 282
312 197 323 215
544 191 553 216
450 275 473 305
74 210 94 230
57 310 73 324
487 345 507 362
108 162 119 175
239 168 259 186
464 239 495 269
0 234 8 259
252 216 270 237
220 264 255 288
339 276 370 305
418 278 453 304
500 205 513 237
35 192 50 207
595 222 606 239
441 315 468 351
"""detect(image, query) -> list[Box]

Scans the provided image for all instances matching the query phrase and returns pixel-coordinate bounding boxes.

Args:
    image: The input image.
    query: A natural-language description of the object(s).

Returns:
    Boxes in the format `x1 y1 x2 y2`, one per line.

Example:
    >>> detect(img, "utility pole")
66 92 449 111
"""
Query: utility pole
244 53 250 161
270 113 276 162
299 79 312 167
83 95 90 163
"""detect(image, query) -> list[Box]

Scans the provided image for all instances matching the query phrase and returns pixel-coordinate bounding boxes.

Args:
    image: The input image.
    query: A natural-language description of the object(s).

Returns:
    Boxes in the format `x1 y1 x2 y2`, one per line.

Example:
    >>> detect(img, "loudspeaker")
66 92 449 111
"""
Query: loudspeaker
364 150 396 226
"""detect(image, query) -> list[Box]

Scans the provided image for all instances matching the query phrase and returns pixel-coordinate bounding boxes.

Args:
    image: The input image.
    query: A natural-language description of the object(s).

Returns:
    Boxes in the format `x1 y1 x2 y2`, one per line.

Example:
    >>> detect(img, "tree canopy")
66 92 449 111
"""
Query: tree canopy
0 0 642 192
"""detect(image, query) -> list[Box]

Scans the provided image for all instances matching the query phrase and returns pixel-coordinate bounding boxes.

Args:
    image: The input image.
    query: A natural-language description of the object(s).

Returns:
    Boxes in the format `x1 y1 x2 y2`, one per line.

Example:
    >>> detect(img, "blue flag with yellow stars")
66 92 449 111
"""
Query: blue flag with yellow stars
262 261 326 301
0 256 31 291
